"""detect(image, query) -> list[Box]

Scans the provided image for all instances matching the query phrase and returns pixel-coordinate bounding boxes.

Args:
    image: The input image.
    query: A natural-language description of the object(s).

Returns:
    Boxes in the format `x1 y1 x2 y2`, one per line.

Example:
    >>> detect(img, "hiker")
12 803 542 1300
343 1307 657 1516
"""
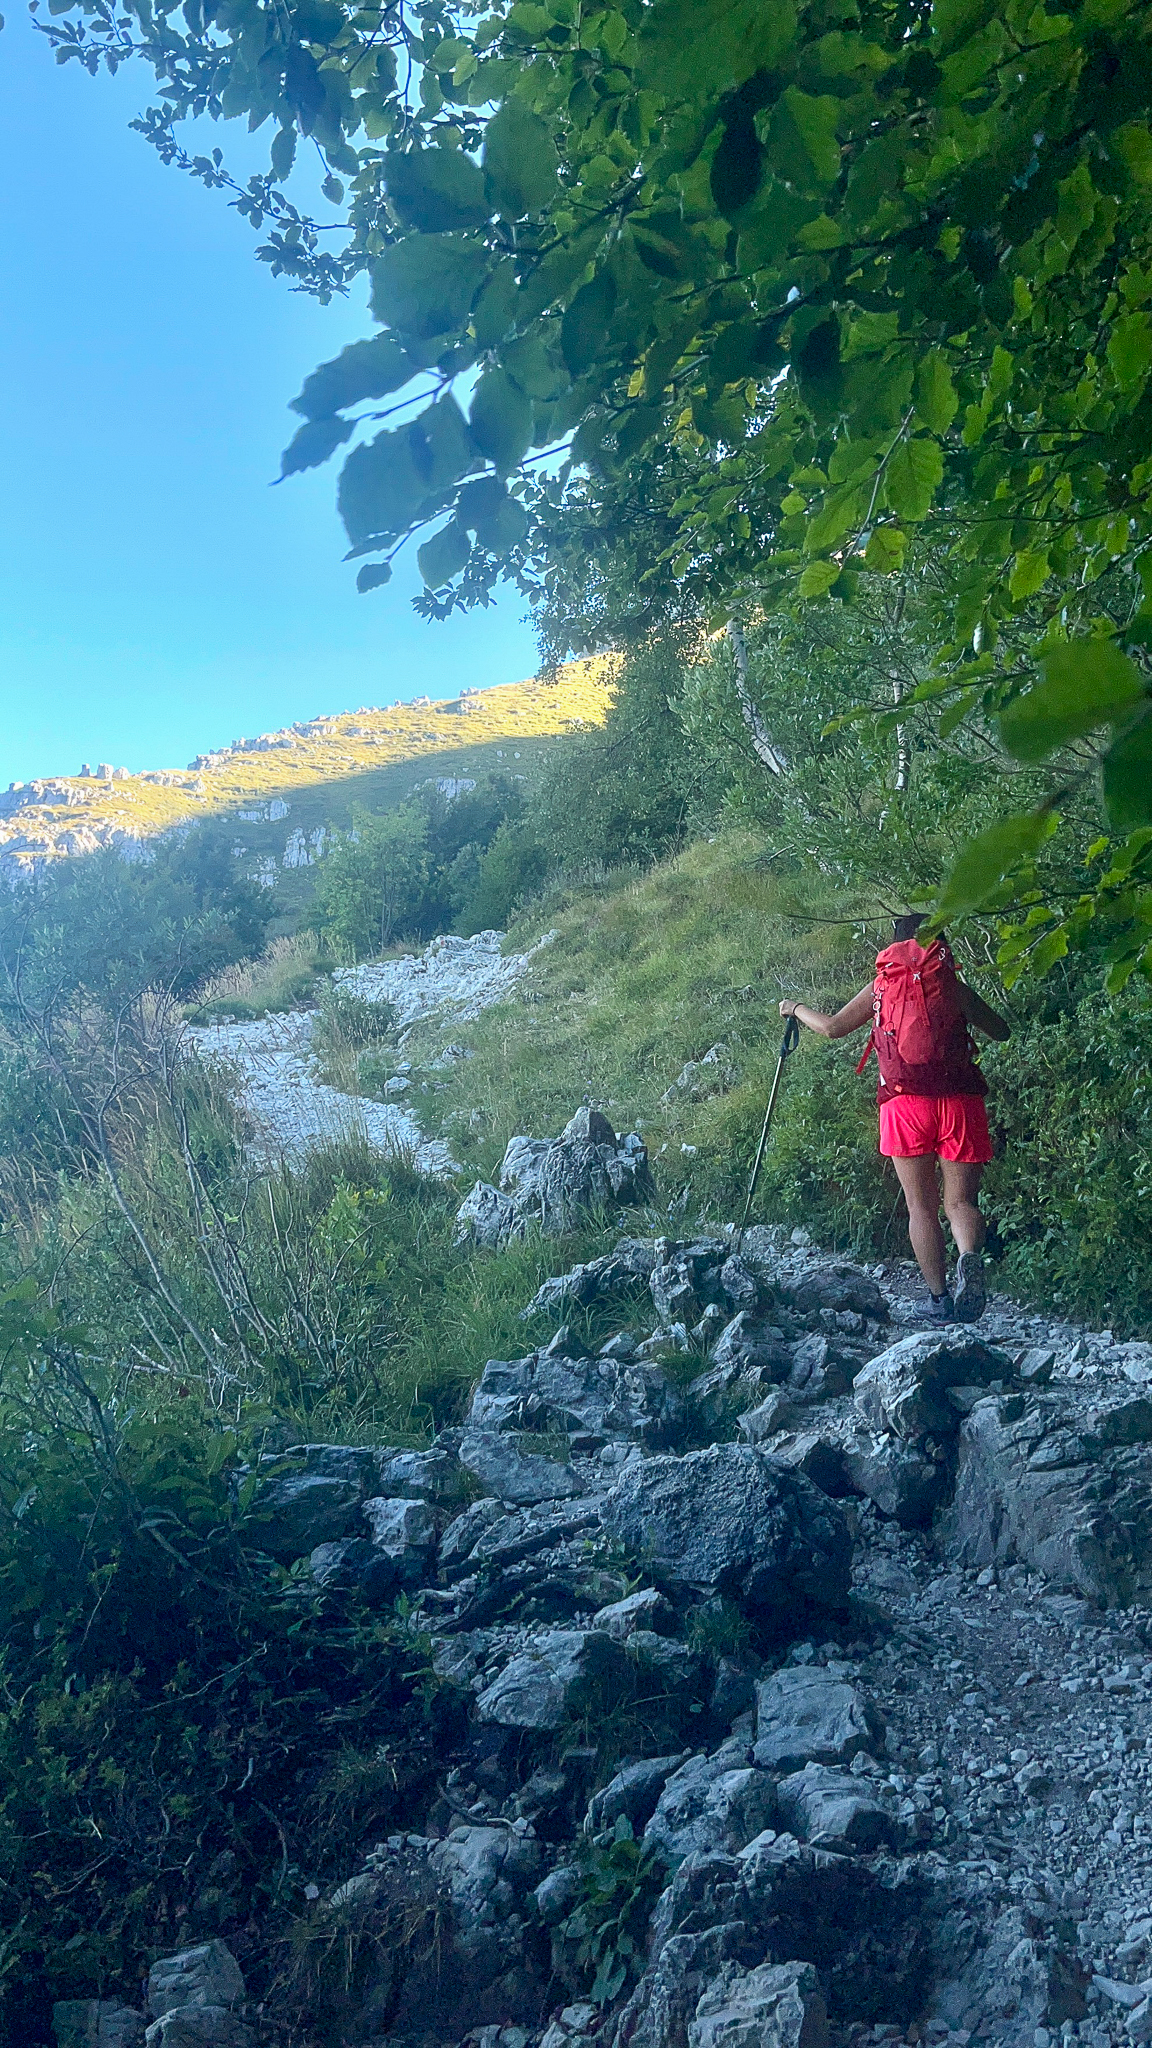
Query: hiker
779 915 1010 1323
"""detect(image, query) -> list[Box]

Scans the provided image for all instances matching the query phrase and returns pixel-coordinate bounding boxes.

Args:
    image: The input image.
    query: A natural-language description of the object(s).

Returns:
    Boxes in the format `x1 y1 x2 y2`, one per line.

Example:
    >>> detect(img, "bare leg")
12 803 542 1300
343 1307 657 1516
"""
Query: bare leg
892 1154 948 1295
941 1160 986 1257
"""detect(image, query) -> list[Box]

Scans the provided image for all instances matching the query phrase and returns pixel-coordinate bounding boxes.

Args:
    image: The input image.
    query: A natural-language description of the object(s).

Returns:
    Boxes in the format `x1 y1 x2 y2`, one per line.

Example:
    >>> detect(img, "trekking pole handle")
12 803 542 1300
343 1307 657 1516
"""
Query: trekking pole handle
780 1013 801 1057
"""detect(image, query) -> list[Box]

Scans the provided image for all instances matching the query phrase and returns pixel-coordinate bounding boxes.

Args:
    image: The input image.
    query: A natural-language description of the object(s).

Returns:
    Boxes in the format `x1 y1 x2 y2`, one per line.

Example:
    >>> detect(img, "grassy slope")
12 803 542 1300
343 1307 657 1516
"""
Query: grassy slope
1 660 614 884
389 831 1150 1337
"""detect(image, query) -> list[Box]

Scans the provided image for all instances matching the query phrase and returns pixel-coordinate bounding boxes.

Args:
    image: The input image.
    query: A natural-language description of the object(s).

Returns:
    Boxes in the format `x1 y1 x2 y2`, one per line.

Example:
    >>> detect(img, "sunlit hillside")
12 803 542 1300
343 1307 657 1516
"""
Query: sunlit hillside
0 657 616 881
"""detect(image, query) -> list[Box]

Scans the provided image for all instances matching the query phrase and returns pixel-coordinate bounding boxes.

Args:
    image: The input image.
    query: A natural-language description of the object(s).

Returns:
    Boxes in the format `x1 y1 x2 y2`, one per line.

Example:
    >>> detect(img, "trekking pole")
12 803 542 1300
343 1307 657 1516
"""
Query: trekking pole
735 1012 801 1250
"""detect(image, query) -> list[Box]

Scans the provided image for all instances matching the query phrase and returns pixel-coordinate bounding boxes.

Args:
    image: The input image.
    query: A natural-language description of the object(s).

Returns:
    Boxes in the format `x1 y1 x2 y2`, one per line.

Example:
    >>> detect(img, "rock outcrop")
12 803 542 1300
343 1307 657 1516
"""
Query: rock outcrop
62 1218 1152 2048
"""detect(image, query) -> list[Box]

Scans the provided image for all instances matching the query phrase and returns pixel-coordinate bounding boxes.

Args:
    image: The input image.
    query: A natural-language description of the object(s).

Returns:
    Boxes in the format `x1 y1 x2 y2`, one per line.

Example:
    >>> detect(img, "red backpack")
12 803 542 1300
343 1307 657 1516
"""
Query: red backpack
856 936 985 1099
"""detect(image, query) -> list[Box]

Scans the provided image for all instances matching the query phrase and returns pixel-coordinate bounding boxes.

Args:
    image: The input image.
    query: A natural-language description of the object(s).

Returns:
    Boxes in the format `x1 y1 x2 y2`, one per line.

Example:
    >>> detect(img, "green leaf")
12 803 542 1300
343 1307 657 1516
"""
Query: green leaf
775 88 841 187
999 640 1147 761
410 393 475 493
336 400 474 546
1102 707 1152 830
864 524 906 573
885 436 943 522
503 331 569 401
458 475 528 549
805 483 867 554
561 269 617 377
356 561 393 592
469 370 533 473
417 520 472 588
370 235 491 342
279 414 354 477
385 147 489 233
798 559 841 598
483 101 559 219
270 125 296 182
1108 311 1152 390
1008 549 1050 600
291 336 413 420
913 351 958 435
636 0 796 101
934 809 1060 921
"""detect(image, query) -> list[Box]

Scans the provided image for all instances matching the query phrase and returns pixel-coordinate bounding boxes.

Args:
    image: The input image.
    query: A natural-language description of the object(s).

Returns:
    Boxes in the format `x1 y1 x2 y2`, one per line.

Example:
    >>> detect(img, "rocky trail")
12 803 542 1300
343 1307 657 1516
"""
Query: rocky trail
187 931 554 1171
65 1107 1152 2048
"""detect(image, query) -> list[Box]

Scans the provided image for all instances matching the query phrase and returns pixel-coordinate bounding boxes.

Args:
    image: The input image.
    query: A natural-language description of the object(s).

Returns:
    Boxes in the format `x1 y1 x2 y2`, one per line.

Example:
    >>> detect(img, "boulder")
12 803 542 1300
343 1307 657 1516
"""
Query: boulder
688 1960 828 2048
521 1239 658 1320
375 1446 465 1503
458 1429 584 1507
737 1391 799 1445
468 1350 682 1448
144 2018 251 2048
147 1942 245 2020
611 1925 746 2048
53 2006 144 2048
945 1391 1152 1606
711 1314 790 1377
308 1536 409 1602
458 1117 652 1246
244 1470 363 1560
660 1044 735 1105
774 1766 895 1852
586 1753 693 1835
476 1629 629 1729
687 1360 778 1435
455 1180 525 1251
439 1496 504 1574
644 1749 778 1863
837 1424 949 1528
785 1335 854 1404
429 1824 542 1943
929 1906 1089 2043
533 1864 580 1925
761 1429 850 1500
781 1264 888 1322
361 1495 437 1580
592 1587 675 1638
853 1333 1011 1446
600 1443 852 1629
753 1667 880 1773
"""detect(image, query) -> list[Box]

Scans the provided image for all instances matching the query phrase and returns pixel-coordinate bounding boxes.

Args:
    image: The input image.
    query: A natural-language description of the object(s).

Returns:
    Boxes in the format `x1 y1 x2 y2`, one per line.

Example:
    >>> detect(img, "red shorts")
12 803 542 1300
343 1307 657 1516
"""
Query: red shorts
878 1093 992 1164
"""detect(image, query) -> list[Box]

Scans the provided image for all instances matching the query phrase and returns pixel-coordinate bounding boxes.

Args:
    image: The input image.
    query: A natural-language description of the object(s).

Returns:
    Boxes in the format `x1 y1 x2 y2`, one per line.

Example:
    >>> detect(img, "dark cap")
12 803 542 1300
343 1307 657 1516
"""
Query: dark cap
892 912 927 942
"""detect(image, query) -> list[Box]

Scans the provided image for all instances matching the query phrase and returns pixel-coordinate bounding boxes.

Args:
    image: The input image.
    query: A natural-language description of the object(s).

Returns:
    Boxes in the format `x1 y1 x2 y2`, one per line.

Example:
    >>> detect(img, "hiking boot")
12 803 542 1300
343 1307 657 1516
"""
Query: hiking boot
953 1251 987 1323
914 1291 955 1324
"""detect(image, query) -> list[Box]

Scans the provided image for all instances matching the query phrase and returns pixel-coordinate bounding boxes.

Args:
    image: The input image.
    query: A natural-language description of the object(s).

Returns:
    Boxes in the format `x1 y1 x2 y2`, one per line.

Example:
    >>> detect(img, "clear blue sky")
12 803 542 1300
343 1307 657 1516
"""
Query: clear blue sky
0 15 537 786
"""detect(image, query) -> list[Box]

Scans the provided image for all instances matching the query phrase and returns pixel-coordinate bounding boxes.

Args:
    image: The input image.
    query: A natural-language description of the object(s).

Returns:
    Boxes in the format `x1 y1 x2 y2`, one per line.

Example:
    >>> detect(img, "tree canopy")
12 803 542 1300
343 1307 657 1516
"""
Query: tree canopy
41 0 1152 971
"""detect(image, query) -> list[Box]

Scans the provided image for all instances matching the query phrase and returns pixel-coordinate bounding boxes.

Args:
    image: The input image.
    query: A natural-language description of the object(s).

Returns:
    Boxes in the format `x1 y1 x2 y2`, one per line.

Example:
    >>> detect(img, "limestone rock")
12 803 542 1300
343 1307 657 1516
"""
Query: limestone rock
591 1587 675 1638
147 1942 244 2020
361 1494 437 1580
476 1629 629 1729
458 1428 584 1506
468 1350 682 1448
774 1765 896 1852
429 1824 542 1943
945 1391 1152 1605
600 1443 852 1628
853 1332 1011 1446
144 2016 251 2048
244 1470 363 1560
521 1239 657 1319
711 1313 789 1377
375 1445 465 1503
688 1959 828 2048
644 1749 778 1863
781 1263 888 1322
53 2005 144 2048
586 1753 693 1835
455 1179 525 1250
838 1424 949 1528
753 1667 880 1773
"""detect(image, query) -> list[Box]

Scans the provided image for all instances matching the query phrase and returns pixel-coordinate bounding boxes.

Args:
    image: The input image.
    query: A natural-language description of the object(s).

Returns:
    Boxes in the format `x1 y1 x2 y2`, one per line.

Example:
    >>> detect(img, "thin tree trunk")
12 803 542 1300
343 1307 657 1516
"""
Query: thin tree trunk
727 620 788 776
891 672 910 793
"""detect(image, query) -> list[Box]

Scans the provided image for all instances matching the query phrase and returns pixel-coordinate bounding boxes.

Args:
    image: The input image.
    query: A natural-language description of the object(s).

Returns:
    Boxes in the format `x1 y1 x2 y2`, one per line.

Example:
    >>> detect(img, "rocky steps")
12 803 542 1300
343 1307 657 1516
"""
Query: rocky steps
54 1121 1152 2048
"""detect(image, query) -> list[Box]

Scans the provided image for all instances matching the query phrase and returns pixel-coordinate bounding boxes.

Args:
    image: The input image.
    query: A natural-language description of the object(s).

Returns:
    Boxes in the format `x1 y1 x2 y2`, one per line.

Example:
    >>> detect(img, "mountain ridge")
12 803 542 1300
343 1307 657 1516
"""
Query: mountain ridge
0 657 614 881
